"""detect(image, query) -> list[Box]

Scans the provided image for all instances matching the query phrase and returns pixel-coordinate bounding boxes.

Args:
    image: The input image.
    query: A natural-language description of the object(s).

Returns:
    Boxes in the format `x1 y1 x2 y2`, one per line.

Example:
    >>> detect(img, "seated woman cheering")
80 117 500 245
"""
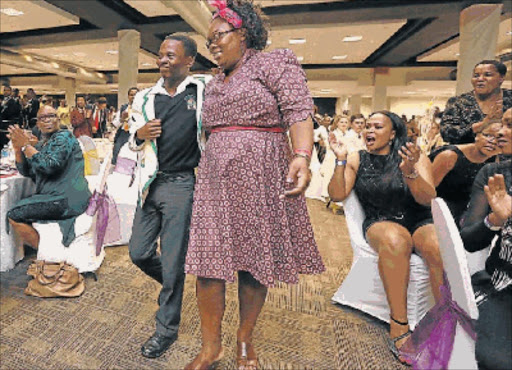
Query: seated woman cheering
6 105 91 249
328 111 444 365
430 119 501 226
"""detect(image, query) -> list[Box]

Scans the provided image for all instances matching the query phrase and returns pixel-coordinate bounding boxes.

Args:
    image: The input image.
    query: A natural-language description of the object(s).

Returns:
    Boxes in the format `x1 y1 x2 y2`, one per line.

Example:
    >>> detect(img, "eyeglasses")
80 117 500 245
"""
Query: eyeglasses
480 132 499 141
205 29 236 49
37 114 57 122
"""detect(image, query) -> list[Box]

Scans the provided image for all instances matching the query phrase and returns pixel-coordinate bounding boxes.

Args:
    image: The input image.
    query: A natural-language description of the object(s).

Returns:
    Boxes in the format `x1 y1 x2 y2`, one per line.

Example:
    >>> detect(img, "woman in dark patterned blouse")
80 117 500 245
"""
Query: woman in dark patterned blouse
185 1 324 369
6 105 91 249
441 60 511 144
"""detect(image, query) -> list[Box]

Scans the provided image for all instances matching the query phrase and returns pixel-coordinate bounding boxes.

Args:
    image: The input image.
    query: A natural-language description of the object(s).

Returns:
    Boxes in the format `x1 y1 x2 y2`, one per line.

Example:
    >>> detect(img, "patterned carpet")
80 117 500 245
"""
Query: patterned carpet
0 200 406 369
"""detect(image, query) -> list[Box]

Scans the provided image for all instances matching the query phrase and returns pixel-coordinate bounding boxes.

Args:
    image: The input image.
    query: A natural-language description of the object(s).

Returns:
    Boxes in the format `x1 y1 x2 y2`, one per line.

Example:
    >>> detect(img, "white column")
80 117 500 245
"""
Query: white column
372 84 387 112
350 95 362 114
456 4 502 95
118 29 140 108
335 95 348 115
60 77 76 107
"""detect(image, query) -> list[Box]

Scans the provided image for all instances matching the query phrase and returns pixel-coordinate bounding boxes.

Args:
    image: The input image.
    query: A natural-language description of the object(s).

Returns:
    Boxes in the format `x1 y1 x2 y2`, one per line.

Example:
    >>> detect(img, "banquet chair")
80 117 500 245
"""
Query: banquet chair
331 192 435 329
77 135 100 176
32 151 115 275
104 142 137 246
431 198 478 369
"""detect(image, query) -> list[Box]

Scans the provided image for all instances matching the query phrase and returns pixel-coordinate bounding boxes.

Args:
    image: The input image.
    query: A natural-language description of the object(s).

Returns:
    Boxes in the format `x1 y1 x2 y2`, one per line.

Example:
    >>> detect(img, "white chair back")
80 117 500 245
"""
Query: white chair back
431 198 478 370
77 135 100 175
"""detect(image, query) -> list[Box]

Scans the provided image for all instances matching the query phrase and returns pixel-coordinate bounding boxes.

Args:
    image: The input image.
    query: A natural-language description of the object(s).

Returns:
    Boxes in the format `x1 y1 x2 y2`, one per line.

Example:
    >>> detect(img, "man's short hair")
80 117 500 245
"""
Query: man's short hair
128 87 139 94
164 34 197 58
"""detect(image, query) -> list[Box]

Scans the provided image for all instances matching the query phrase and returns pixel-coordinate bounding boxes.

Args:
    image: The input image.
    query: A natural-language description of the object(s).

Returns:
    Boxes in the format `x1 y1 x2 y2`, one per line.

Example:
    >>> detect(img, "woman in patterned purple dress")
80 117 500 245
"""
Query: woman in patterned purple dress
184 1 325 369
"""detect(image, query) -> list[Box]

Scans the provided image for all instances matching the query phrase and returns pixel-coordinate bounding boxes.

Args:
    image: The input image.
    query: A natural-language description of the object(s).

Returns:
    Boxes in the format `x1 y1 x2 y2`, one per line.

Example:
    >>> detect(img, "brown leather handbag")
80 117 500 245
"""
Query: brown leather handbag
25 261 85 298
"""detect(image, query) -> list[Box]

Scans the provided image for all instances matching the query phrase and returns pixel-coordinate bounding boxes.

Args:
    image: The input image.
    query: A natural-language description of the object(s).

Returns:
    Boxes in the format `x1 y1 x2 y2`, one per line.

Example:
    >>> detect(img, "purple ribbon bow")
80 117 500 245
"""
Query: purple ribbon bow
86 190 121 255
399 272 477 369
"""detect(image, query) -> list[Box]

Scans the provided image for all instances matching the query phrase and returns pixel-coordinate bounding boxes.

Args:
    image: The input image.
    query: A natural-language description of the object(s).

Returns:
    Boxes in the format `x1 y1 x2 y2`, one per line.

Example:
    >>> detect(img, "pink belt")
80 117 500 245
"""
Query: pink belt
209 126 286 134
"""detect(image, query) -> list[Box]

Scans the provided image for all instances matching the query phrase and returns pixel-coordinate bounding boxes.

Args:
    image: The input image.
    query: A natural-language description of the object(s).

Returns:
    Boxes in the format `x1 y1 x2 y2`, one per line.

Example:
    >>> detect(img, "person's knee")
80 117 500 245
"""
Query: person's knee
378 233 412 258
129 243 152 267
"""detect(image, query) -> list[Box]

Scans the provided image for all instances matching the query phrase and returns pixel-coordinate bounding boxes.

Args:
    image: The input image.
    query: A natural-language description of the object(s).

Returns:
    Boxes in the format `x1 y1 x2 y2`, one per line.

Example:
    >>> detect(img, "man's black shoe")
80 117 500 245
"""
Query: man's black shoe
141 332 177 358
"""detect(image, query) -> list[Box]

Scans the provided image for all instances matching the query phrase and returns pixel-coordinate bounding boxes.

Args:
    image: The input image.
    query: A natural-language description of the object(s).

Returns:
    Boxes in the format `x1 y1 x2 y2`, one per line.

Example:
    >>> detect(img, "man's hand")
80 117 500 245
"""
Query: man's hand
136 119 162 140
6 125 30 151
121 110 129 121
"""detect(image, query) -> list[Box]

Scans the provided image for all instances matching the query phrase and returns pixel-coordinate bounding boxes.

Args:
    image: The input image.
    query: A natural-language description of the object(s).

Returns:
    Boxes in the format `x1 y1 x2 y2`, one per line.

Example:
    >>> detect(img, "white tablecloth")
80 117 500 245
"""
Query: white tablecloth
0 175 36 272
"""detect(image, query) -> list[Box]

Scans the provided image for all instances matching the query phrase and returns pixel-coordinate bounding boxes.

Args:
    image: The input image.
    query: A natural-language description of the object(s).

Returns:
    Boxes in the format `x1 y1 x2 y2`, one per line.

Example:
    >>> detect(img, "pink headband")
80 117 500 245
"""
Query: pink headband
208 0 243 29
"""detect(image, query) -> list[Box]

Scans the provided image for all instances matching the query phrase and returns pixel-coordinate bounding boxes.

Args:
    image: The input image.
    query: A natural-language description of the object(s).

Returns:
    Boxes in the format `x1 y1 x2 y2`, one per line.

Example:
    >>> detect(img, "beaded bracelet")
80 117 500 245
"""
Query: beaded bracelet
292 152 311 164
294 148 312 157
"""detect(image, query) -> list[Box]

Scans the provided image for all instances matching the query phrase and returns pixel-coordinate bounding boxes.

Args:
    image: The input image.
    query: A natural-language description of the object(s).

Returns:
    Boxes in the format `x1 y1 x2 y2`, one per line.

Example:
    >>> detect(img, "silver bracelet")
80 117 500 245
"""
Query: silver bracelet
403 169 419 179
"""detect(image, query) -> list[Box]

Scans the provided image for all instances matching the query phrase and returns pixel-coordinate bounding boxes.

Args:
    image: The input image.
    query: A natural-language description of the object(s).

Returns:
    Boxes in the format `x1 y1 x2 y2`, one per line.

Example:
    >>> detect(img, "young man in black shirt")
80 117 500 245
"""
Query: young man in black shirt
127 34 206 358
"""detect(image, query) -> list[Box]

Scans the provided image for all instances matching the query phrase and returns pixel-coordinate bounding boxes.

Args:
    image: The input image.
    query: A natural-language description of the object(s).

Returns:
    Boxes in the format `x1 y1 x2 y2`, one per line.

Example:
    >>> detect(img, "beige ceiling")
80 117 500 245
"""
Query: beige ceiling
419 15 512 62
20 40 158 71
0 0 79 33
123 0 344 18
190 20 406 64
0 64 38 75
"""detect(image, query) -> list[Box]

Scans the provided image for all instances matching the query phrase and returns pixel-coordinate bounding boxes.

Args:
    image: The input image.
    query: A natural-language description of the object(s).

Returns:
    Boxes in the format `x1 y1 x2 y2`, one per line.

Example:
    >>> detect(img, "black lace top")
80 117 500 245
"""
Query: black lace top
430 145 494 225
354 150 427 219
440 89 512 144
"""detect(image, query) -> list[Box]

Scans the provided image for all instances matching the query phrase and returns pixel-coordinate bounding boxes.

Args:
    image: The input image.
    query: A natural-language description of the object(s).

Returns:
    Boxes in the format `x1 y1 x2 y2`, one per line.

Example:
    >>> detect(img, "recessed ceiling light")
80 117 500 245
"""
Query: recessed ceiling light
111 89 118 92
332 55 348 60
24 55 33 62
405 91 417 95
266 40 272 45
106 50 118 55
73 52 86 57
142 62 153 67
51 62 60 68
320 89 333 93
289 38 306 45
455 53 460 56
342 35 363 42
96 72 104 78
507 31 512 36
1 8 24 16
297 56 304 62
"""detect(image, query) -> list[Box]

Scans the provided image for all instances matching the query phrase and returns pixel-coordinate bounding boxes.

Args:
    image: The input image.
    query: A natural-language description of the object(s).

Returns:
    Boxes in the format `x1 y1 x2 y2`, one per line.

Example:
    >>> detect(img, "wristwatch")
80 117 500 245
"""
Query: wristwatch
484 215 501 231
21 144 30 153
335 159 347 166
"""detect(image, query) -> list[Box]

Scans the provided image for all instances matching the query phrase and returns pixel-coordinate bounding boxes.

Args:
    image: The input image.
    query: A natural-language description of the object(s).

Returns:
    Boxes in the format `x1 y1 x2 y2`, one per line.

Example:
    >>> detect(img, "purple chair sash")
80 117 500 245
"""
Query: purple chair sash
399 272 476 369
86 190 121 255
113 157 136 176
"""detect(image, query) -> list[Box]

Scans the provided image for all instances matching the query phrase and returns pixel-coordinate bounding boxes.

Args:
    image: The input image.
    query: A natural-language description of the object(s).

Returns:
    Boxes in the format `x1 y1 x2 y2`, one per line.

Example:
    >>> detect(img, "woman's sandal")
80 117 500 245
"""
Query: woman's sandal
184 348 224 370
387 316 413 366
237 341 258 370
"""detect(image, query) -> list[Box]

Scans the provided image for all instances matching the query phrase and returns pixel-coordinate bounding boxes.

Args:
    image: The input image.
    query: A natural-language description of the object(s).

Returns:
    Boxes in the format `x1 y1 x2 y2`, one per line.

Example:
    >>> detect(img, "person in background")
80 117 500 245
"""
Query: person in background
441 60 511 144
56 99 71 129
460 110 512 369
1 85 23 147
6 105 91 250
184 1 325 368
70 95 92 138
430 120 501 226
314 114 331 163
418 113 446 155
328 111 443 366
112 87 138 165
23 88 40 129
344 113 366 153
91 97 108 138
332 114 349 142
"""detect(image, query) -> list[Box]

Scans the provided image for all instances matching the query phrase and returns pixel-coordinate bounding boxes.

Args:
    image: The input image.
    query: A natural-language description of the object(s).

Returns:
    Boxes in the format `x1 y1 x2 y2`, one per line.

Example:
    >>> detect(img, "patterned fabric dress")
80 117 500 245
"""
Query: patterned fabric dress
185 48 325 287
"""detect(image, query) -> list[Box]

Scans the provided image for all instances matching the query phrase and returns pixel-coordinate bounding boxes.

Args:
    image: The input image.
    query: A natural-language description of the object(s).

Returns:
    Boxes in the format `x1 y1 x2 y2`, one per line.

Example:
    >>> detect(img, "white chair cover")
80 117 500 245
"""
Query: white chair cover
33 152 113 273
104 143 137 246
77 135 100 176
431 198 478 369
331 192 435 329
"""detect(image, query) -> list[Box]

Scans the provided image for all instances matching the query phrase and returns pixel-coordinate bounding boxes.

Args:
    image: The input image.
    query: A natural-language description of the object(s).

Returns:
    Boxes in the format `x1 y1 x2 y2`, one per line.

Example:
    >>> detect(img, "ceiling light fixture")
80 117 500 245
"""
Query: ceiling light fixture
106 50 119 55
73 52 86 57
289 38 306 45
96 72 104 78
332 55 348 60
320 89 333 93
342 35 363 42
51 62 60 68
0 8 24 16
142 62 153 67
24 55 33 62
296 56 304 62
266 40 272 45
506 31 512 36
